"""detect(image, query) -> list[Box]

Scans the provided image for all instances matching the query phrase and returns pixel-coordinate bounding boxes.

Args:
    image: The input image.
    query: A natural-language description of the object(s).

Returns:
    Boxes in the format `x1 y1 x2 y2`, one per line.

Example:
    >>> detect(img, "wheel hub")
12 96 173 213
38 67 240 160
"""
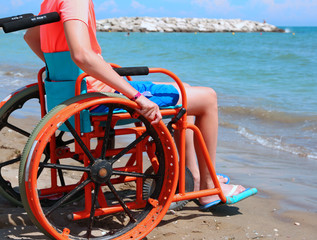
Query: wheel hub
90 160 113 184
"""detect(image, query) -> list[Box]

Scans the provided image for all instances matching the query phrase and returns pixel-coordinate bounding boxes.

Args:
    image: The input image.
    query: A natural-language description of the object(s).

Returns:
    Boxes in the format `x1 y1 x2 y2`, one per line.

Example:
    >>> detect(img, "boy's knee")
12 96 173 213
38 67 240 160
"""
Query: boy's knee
209 88 217 99
202 88 218 114
205 87 217 104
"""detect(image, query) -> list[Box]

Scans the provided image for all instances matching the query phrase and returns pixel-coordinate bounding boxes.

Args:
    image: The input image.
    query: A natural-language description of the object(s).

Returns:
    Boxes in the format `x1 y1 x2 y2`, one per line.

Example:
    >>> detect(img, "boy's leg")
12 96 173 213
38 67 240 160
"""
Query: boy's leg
154 82 246 203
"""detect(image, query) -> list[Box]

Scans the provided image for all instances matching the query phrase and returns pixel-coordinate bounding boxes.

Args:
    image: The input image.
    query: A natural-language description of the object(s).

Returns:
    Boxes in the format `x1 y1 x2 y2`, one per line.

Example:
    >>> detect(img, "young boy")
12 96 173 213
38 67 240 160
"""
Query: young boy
24 0 246 208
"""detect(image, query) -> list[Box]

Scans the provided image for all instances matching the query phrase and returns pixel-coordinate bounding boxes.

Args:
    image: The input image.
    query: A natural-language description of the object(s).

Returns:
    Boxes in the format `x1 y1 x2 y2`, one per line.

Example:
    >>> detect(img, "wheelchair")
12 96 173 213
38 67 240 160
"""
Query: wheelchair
0 13 256 239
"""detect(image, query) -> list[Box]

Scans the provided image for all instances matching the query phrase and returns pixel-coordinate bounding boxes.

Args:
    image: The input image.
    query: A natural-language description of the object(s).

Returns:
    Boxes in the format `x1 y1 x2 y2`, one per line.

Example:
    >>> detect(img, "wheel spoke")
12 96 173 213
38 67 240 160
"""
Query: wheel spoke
3 121 30 137
56 131 65 141
0 156 20 168
64 120 95 164
56 131 74 146
62 139 75 146
39 162 90 172
0 157 20 189
112 170 159 179
87 183 100 238
56 160 65 186
100 107 114 160
107 181 136 223
37 154 51 178
45 178 92 217
0 158 21 199
110 131 149 164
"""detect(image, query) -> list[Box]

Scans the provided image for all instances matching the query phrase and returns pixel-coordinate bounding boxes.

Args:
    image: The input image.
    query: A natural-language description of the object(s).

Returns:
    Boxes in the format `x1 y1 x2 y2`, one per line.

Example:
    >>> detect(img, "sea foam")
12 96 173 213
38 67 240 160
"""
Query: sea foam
237 126 317 160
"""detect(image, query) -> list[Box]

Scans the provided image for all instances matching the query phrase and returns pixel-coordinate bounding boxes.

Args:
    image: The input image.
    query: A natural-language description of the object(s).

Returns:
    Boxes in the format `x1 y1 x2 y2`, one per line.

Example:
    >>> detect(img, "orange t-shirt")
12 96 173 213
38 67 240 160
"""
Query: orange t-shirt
39 0 101 54
39 0 112 92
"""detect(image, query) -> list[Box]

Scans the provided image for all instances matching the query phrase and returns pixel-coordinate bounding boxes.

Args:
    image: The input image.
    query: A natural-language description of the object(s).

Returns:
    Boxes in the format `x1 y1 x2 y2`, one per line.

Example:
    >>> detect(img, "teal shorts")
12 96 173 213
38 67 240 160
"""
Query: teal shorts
91 81 179 113
128 81 179 107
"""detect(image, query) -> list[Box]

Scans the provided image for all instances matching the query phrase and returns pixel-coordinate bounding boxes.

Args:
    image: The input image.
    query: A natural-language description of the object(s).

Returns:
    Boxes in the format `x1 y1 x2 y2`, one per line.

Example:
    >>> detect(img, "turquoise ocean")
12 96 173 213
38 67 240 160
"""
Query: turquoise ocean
0 27 316 212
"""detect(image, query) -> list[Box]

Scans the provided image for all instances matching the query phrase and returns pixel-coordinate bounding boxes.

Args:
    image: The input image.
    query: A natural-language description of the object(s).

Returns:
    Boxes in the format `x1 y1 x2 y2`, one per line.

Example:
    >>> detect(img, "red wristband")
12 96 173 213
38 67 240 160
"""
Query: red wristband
129 92 142 101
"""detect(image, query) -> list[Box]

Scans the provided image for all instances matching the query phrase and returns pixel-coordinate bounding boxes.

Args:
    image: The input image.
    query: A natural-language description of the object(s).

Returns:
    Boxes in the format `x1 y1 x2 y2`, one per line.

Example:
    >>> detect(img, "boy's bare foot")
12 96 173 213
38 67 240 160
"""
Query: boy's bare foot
199 183 246 206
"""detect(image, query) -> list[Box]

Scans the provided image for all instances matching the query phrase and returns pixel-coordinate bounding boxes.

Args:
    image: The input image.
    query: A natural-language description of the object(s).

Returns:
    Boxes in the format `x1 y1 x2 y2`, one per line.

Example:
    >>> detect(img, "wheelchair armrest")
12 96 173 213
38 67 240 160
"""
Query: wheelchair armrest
114 67 149 76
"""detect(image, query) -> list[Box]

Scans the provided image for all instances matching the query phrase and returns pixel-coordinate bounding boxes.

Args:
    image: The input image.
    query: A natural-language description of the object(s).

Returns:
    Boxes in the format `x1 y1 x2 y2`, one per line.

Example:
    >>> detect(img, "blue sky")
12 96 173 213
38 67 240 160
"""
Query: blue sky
1 0 316 26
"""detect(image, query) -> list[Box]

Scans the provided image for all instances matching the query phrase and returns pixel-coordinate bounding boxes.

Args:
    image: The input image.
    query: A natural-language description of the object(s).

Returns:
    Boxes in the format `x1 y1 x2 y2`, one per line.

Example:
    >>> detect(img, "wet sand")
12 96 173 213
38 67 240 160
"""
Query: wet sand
0 117 316 239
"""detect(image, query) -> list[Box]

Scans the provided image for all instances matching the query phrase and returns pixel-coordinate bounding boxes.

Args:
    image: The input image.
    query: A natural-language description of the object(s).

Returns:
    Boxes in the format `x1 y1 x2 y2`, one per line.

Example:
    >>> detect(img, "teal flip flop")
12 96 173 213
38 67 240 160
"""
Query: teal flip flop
199 187 258 211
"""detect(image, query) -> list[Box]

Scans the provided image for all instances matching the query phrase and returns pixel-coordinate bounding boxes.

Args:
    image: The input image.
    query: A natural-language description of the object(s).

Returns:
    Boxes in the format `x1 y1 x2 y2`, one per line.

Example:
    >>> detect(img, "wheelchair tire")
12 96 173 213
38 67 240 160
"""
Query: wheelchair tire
143 166 194 211
0 84 40 206
19 92 178 239
0 84 84 207
168 167 194 211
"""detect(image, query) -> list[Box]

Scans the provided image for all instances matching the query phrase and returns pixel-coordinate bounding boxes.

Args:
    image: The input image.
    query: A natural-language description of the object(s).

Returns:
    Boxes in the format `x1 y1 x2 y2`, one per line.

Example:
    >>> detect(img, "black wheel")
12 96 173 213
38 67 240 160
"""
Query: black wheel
0 84 83 206
0 84 40 205
143 166 194 211
19 93 178 239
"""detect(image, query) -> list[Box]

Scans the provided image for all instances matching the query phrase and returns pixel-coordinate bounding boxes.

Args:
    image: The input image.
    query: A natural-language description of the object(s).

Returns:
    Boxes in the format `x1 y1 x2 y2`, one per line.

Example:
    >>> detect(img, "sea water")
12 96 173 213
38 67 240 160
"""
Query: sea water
0 27 316 211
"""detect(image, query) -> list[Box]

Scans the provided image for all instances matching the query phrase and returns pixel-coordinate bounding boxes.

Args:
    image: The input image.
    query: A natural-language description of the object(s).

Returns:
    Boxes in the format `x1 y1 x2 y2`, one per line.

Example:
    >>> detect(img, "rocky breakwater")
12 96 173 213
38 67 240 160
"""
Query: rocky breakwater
96 17 284 33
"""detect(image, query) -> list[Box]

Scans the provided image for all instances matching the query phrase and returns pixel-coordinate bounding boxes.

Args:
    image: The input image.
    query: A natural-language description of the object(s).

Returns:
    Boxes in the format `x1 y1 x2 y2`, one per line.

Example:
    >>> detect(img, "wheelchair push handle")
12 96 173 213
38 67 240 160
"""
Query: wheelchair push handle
2 12 60 33
113 66 149 76
0 13 34 27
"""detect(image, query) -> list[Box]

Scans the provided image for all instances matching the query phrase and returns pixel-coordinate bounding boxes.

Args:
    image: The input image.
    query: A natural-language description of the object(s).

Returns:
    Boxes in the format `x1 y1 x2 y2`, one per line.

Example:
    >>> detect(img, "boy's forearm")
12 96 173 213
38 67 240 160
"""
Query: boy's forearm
74 50 139 99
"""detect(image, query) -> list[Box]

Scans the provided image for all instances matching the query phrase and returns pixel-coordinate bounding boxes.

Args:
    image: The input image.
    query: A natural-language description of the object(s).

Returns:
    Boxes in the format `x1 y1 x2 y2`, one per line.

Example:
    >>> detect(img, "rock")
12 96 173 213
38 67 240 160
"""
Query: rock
96 17 284 33
139 21 158 32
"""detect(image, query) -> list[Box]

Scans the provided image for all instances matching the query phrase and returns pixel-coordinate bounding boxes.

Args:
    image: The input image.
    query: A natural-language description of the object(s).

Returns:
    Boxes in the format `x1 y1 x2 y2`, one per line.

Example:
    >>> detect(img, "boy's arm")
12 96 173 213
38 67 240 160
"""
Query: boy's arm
24 26 45 62
64 20 162 124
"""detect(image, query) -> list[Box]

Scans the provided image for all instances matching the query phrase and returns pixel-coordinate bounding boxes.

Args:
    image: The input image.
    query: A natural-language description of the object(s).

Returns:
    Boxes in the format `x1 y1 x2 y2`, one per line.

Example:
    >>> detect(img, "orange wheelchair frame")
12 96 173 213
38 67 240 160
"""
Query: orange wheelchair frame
14 65 225 239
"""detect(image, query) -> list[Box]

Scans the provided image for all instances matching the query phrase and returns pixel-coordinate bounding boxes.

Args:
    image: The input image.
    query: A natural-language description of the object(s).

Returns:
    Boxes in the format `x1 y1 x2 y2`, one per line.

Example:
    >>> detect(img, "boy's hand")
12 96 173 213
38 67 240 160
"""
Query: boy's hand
135 95 162 124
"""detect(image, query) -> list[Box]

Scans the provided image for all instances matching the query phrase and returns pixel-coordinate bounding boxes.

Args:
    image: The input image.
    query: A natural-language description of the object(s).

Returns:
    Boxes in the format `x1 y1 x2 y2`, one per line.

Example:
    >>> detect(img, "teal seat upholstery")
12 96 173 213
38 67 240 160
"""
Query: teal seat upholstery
44 51 91 132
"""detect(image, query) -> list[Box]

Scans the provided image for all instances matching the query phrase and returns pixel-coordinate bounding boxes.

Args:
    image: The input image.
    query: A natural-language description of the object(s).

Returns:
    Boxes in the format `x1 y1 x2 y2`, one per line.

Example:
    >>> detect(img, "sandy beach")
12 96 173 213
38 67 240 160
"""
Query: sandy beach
1 192 316 240
0 117 316 240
